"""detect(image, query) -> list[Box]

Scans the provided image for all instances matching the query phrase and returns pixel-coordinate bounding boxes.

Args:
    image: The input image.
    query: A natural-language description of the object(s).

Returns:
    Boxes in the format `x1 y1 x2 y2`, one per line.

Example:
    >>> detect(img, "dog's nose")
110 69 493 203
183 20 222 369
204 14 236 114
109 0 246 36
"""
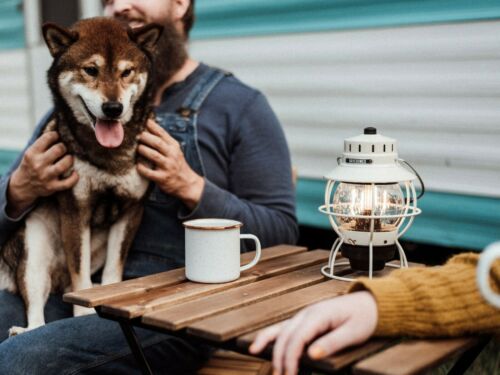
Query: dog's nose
102 102 123 118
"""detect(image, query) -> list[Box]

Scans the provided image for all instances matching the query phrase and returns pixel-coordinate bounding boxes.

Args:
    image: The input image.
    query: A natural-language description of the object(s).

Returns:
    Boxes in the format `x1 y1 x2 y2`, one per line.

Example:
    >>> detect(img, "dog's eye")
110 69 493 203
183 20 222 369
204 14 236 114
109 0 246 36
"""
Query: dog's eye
83 67 98 77
121 69 133 78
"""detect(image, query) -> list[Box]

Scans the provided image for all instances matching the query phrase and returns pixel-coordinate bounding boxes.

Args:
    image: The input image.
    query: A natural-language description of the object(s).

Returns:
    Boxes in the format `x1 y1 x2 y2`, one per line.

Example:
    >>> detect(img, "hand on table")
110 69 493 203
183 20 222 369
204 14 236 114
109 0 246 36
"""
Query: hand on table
7 131 78 218
249 291 378 375
136 120 204 210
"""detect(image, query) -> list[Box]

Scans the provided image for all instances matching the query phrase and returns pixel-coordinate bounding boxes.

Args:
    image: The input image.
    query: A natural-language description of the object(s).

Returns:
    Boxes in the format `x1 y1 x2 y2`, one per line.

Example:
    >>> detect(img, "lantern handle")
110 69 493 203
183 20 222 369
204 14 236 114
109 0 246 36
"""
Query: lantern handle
398 159 425 200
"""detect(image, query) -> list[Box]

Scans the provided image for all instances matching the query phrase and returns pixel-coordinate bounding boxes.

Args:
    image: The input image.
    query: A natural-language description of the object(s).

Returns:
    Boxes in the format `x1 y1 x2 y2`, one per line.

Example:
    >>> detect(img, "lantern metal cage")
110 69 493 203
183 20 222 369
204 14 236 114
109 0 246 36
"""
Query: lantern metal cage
318 127 423 282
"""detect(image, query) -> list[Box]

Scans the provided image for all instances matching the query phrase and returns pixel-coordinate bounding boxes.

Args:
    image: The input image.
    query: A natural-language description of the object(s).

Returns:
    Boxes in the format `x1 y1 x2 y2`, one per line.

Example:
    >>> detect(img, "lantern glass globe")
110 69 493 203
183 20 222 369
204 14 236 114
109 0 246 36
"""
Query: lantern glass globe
332 182 405 232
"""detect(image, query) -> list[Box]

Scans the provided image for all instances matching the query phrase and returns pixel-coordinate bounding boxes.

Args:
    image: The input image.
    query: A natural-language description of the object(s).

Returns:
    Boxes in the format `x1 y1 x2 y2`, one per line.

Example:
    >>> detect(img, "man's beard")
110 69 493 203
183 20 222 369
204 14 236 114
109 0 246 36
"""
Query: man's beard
153 21 188 86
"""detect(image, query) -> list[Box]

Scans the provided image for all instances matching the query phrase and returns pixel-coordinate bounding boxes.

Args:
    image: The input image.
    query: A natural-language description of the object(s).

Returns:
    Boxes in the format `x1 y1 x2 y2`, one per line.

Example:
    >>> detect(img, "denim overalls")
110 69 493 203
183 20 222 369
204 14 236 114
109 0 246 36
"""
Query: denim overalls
124 66 229 279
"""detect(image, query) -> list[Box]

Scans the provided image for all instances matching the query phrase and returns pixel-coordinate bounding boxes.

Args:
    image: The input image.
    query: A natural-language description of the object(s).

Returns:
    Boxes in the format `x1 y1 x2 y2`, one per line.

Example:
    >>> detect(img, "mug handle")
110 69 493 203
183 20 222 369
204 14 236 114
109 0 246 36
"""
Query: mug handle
240 234 261 272
477 242 500 308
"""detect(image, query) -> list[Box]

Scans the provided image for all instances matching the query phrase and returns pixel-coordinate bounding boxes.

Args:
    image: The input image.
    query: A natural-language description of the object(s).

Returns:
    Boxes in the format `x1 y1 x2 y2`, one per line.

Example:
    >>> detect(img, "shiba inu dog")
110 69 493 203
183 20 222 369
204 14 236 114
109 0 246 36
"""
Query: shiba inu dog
0 18 163 336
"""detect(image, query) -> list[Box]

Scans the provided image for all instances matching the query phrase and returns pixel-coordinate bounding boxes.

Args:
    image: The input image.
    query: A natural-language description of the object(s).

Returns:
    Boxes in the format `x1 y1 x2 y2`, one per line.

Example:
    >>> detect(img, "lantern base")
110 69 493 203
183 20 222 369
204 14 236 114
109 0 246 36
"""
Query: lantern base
321 237 409 281
341 244 396 271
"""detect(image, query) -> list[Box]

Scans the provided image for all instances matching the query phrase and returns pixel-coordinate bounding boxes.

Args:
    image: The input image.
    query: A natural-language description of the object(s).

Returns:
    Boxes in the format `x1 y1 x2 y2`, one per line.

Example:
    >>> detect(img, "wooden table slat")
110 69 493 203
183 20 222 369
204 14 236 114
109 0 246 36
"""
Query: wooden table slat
63 244 307 307
70 242 468 375
142 261 351 330
100 249 329 319
187 279 351 342
198 350 272 375
237 331 394 373
352 337 481 375
197 369 265 375
185 260 412 342
202 358 263 370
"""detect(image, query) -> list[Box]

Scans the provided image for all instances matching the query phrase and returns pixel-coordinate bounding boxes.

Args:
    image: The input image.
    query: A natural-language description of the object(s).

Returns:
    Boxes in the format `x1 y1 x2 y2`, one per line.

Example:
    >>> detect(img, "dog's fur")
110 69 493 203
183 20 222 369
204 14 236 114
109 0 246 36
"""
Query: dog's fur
0 18 164 336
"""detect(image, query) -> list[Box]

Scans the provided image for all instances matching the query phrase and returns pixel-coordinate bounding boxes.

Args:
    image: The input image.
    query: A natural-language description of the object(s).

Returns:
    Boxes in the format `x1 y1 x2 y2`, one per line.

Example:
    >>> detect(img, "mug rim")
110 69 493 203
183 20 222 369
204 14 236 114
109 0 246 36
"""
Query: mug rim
183 218 243 230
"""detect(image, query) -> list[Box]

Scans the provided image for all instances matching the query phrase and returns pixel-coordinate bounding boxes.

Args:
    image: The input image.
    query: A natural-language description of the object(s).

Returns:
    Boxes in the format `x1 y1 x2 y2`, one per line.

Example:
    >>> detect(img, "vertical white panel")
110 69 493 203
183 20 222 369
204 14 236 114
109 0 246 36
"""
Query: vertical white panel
23 0 41 47
30 46 53 123
0 49 31 149
80 0 103 19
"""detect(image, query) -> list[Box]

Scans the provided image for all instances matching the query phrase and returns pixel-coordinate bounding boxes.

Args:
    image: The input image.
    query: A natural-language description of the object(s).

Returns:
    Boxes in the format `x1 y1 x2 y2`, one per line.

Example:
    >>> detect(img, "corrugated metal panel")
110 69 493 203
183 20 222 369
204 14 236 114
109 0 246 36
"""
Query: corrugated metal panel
0 48 31 149
193 0 500 39
0 0 24 50
190 20 500 197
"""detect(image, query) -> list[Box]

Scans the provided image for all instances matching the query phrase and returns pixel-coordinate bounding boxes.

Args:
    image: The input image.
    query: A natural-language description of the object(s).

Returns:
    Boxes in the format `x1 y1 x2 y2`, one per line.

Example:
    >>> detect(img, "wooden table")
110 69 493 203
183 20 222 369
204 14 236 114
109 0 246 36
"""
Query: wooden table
64 245 489 375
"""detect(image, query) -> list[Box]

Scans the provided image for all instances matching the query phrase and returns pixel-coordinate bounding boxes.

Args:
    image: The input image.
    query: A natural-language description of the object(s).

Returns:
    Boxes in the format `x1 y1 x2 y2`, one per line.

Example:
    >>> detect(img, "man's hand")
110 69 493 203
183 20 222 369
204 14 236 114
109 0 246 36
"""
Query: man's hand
7 131 78 218
249 291 378 375
137 120 204 209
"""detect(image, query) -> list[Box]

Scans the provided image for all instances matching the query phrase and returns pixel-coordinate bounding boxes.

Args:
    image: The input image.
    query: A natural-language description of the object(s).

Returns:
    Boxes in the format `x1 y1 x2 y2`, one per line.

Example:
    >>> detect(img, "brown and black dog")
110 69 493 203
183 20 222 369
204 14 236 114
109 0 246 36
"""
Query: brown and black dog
0 18 164 336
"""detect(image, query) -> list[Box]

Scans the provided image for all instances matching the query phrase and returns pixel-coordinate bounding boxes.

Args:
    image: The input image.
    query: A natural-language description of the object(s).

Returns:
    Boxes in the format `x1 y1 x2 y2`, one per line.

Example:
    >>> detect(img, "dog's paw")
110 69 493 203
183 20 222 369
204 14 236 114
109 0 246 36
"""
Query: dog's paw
8 326 30 337
73 305 95 317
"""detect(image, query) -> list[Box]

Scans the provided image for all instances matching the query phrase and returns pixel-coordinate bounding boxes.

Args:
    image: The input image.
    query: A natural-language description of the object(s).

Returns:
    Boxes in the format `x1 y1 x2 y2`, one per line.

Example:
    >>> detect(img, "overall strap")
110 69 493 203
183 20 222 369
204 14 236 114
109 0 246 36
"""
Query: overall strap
178 67 231 117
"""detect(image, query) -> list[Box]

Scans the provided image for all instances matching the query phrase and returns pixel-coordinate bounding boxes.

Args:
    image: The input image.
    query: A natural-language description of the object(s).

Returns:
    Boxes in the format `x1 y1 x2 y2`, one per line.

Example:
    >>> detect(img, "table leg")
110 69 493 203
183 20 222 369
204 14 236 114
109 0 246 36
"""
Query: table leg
447 338 489 375
119 321 154 375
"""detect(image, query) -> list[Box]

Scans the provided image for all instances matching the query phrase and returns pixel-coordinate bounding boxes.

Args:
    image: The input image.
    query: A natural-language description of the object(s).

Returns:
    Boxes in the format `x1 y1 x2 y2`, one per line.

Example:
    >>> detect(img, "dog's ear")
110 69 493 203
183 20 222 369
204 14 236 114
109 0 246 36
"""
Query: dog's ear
42 23 78 57
129 24 163 54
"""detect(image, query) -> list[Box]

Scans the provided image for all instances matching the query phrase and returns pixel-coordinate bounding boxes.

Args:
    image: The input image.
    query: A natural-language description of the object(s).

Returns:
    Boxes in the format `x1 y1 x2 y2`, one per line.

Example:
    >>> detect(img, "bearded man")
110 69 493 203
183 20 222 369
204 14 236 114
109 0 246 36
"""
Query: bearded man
0 0 298 373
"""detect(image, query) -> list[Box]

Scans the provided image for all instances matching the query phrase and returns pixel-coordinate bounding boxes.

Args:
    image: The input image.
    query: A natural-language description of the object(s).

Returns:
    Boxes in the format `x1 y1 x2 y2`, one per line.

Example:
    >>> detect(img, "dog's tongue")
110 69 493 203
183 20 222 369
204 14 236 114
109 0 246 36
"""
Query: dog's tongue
95 120 124 148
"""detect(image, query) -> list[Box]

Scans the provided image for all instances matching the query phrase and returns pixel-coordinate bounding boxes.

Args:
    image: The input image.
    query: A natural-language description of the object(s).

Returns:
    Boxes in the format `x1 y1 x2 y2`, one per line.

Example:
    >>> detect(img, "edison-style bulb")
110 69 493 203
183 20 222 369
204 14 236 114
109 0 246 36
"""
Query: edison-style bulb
332 183 404 232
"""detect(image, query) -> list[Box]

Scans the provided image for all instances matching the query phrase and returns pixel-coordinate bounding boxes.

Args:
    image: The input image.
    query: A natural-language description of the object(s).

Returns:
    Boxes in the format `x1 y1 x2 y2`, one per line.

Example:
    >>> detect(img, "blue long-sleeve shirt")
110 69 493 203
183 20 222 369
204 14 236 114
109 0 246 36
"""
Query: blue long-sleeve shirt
0 63 298 252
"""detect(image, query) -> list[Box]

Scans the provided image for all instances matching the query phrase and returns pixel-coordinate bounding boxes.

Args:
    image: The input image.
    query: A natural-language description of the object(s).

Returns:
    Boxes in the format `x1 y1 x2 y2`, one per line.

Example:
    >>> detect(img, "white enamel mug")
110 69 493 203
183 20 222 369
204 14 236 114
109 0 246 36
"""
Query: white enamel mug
183 218 261 283
477 242 500 308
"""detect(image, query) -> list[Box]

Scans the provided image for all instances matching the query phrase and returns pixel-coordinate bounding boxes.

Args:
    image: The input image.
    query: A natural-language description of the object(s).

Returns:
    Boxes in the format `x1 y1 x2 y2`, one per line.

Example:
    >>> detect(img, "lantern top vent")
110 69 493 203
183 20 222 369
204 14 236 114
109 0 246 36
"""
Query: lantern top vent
325 128 416 183
344 127 396 153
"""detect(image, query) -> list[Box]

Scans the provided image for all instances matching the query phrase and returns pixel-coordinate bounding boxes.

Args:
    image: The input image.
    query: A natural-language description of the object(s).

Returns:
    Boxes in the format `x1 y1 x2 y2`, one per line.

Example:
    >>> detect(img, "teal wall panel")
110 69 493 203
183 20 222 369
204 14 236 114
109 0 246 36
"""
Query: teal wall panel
296 178 500 251
1 149 498 251
0 149 18 175
193 0 500 39
0 0 24 49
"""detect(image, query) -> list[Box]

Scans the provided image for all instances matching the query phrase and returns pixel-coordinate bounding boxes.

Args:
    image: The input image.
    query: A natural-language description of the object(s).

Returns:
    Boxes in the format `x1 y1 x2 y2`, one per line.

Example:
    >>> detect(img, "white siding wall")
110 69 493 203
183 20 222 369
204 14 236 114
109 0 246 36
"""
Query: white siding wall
190 21 500 197
0 0 102 150
1 19 499 197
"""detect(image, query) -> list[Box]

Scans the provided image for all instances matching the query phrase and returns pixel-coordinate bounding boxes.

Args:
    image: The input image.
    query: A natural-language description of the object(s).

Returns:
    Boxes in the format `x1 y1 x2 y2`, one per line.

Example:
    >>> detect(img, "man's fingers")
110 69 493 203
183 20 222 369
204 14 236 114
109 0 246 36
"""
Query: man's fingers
249 322 285 354
31 131 59 153
137 162 163 182
138 144 167 166
50 171 79 192
139 131 170 155
42 142 68 165
46 155 74 179
146 119 177 144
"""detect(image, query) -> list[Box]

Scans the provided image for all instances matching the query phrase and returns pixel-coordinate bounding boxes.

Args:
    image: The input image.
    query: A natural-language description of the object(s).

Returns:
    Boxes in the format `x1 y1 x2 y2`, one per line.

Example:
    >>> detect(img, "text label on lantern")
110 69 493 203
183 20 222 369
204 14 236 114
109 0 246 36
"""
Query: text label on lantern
345 158 373 164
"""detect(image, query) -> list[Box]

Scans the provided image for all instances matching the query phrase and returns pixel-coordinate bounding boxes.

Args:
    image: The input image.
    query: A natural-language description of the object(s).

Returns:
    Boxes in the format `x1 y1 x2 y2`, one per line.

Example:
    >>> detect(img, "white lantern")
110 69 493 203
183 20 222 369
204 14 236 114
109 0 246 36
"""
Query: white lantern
318 127 423 281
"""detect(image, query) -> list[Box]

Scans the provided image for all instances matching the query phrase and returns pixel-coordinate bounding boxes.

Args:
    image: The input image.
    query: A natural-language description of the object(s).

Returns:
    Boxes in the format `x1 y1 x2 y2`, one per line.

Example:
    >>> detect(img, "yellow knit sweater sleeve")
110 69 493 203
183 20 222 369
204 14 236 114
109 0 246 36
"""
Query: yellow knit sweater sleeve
349 253 500 337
